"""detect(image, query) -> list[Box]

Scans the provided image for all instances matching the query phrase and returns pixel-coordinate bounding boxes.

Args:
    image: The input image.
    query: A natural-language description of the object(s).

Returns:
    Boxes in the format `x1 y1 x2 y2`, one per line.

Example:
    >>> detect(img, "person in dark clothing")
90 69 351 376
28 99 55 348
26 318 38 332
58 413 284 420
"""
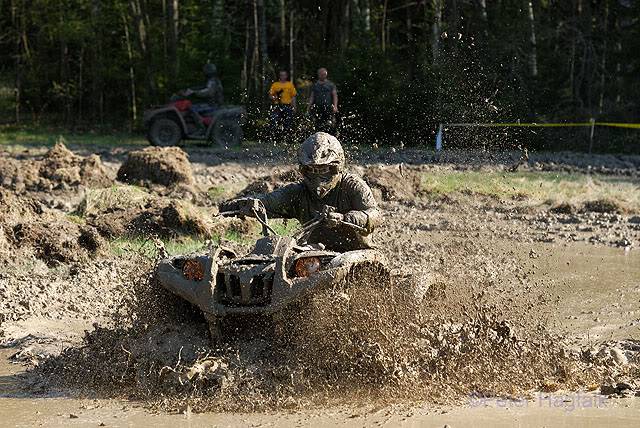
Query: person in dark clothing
183 63 224 133
307 68 338 134
220 132 380 252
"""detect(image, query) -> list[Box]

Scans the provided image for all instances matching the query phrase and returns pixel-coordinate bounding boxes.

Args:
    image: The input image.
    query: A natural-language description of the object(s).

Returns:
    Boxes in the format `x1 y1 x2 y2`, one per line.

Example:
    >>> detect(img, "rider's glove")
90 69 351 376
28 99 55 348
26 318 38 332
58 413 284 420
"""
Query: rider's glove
343 211 368 229
219 198 264 218
325 212 344 228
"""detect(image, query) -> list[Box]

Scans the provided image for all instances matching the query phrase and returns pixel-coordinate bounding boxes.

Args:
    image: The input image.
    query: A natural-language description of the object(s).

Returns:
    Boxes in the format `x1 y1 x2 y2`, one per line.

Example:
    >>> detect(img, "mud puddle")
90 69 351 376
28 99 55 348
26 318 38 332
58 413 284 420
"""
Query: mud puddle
1 347 639 428
1 242 639 425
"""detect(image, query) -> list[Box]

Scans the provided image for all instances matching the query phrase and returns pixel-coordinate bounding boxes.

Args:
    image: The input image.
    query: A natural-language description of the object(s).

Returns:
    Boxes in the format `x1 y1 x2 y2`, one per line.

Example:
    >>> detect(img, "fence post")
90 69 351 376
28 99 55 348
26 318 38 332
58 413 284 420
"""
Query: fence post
588 118 596 153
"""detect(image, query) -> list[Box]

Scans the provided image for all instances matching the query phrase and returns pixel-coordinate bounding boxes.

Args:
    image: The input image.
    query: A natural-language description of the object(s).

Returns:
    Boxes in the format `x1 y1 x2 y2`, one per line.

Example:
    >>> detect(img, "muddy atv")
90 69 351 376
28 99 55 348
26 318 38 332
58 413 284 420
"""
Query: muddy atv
155 208 390 342
143 97 246 148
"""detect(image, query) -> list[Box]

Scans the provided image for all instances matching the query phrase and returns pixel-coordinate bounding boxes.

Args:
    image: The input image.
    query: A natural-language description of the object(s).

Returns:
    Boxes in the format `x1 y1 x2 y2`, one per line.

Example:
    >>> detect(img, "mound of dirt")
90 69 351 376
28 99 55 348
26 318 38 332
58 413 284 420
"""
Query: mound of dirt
117 147 194 187
0 189 105 266
79 186 243 239
362 165 423 202
0 142 111 193
236 168 299 197
581 199 624 214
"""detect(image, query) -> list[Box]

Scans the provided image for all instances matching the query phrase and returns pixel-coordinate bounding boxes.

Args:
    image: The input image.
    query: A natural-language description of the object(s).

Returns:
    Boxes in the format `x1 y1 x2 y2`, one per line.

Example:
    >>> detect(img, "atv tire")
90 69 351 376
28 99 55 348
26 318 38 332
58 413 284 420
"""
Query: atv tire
212 119 243 148
148 117 183 147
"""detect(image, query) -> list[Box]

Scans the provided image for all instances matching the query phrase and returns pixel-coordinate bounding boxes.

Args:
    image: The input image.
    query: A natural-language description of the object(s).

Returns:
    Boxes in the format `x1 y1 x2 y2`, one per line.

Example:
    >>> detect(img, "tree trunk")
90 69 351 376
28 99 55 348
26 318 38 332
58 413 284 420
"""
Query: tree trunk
168 0 179 82
11 0 21 123
362 0 370 32
90 0 104 123
121 11 138 127
280 0 286 51
526 0 538 77
251 0 260 95
598 0 609 114
289 8 295 80
431 0 442 61
381 0 388 52
258 0 270 97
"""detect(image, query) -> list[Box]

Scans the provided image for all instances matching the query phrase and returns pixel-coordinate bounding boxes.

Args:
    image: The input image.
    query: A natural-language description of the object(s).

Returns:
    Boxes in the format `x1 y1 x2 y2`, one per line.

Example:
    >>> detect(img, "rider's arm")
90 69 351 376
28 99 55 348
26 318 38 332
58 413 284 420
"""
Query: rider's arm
256 183 304 219
342 175 380 234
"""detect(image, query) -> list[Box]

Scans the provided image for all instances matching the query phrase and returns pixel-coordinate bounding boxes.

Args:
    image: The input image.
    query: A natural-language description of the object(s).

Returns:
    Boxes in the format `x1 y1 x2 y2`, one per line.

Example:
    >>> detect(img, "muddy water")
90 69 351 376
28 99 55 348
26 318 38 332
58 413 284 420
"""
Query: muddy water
1 242 639 427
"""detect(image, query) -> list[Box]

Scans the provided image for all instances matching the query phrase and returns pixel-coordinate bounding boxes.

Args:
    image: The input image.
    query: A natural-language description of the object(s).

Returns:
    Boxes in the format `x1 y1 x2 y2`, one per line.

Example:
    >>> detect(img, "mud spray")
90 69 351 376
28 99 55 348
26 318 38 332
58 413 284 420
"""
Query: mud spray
29 256 615 413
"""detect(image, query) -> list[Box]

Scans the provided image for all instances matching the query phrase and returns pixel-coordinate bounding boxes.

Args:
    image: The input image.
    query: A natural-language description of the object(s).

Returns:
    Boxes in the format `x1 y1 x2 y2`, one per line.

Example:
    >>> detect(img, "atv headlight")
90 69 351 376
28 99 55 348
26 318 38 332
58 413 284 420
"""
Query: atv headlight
182 259 205 281
294 257 321 278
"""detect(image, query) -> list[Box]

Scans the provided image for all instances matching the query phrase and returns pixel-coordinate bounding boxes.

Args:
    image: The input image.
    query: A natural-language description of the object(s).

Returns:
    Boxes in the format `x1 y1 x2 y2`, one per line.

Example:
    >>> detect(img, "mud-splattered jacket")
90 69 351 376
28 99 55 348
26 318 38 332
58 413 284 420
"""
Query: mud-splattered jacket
230 173 381 252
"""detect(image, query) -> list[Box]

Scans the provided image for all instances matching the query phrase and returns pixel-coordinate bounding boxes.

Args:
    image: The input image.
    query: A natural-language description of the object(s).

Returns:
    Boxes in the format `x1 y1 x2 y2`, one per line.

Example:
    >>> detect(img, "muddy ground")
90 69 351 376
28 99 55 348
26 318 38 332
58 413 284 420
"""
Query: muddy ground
1 141 639 426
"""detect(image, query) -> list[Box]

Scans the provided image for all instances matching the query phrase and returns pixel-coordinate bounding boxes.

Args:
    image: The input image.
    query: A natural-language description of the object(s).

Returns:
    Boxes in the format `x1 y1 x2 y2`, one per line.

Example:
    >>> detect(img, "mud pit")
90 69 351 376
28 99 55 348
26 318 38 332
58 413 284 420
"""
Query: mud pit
1 143 640 425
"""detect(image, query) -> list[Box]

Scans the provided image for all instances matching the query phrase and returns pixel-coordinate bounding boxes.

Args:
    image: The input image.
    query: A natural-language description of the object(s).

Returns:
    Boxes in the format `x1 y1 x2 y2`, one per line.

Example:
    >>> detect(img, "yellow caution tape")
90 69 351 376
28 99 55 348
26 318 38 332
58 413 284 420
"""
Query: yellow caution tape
445 122 640 129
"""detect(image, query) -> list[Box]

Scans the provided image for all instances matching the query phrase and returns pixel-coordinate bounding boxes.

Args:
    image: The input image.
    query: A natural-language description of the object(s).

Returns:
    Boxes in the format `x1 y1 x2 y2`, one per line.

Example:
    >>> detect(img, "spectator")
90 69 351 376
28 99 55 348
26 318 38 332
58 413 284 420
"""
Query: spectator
308 67 338 134
269 70 297 137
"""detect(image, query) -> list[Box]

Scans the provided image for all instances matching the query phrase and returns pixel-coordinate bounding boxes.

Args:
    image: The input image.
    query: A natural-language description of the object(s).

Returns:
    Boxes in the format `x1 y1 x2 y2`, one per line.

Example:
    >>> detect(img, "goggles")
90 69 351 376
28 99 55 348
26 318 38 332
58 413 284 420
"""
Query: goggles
300 164 339 177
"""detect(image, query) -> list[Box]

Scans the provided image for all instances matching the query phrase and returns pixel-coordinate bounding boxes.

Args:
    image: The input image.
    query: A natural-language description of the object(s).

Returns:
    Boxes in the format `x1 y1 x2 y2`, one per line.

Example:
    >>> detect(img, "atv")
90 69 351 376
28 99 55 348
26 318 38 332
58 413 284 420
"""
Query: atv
155 206 390 342
143 96 246 148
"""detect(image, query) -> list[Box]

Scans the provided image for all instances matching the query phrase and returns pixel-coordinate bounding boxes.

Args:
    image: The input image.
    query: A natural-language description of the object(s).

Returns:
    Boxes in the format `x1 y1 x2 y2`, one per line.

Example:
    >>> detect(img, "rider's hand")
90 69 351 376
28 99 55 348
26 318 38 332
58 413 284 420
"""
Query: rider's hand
220 198 264 218
325 212 344 228
332 105 338 113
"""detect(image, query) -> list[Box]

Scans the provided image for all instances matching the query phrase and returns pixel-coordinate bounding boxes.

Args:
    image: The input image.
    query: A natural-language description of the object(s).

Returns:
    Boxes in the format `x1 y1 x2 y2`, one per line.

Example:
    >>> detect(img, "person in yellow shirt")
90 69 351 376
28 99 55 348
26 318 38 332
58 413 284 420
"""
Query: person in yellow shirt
269 70 297 139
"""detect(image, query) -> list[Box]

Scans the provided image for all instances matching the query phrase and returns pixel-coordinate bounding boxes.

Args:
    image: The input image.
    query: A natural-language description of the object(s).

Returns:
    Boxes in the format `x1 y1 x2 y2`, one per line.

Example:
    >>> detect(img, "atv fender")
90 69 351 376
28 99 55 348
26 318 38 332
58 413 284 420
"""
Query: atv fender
155 248 232 309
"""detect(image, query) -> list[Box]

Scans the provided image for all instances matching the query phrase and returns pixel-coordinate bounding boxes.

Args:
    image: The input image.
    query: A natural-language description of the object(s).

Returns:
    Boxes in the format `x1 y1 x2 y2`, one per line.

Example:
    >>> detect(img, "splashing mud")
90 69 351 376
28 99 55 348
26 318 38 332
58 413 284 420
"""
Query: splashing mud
29 262 607 413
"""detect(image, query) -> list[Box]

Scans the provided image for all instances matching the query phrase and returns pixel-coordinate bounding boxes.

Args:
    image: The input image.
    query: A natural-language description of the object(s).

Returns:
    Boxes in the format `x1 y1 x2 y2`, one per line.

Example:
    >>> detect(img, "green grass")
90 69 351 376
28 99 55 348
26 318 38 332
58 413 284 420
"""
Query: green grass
421 171 640 210
270 218 301 236
0 125 145 150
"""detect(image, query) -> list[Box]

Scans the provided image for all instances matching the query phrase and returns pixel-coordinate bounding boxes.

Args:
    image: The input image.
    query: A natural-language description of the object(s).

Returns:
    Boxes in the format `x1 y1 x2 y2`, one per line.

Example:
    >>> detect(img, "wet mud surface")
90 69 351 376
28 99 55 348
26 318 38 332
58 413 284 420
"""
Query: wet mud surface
1 143 639 425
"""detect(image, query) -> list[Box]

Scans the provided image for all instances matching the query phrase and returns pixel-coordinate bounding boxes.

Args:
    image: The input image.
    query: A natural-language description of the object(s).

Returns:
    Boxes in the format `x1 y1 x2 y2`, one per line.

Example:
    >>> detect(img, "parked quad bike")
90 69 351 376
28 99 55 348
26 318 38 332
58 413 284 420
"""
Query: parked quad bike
143 97 246 148
155 206 391 342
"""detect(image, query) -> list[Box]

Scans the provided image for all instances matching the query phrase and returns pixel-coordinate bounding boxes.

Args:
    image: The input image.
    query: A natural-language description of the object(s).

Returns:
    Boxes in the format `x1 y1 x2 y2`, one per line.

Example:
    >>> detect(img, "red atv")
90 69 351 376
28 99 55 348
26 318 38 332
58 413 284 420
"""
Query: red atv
143 97 246 148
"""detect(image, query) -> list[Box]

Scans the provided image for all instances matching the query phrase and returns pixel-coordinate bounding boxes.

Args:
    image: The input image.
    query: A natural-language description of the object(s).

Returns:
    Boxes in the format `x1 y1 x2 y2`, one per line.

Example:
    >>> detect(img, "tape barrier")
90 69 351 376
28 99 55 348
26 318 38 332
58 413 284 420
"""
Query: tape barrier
443 122 640 129
435 121 640 151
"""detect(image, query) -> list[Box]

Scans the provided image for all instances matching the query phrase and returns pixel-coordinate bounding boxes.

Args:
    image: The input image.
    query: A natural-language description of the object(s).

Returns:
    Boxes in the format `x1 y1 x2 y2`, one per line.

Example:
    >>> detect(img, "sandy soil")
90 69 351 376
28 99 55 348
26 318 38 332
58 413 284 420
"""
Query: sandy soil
1 142 639 425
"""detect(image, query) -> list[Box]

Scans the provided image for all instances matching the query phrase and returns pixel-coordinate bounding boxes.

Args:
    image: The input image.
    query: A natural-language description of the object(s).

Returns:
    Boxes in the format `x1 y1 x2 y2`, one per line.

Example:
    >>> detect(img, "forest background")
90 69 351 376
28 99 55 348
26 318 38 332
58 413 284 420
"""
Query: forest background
1 0 639 151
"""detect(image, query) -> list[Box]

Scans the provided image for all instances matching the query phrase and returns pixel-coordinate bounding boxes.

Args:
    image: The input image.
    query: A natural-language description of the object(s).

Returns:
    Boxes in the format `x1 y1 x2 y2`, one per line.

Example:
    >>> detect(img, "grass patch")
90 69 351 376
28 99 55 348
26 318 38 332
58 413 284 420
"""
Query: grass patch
270 218 301 236
421 170 640 210
0 125 146 150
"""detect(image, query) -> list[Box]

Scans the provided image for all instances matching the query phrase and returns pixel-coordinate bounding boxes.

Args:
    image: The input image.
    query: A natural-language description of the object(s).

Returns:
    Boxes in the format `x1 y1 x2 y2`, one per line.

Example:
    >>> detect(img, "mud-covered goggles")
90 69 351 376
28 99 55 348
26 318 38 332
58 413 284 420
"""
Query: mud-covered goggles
300 164 339 177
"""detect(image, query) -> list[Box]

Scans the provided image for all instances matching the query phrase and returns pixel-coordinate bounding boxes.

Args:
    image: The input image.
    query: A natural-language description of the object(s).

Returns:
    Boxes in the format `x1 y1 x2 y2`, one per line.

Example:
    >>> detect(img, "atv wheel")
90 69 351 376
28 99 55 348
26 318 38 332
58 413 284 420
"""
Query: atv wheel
148 117 183 147
212 119 243 148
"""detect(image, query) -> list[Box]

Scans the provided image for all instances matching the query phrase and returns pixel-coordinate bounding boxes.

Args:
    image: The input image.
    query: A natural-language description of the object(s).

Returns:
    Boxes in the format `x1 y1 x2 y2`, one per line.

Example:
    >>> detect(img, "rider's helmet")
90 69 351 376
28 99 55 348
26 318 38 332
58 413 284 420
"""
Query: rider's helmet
203 63 217 78
298 132 345 197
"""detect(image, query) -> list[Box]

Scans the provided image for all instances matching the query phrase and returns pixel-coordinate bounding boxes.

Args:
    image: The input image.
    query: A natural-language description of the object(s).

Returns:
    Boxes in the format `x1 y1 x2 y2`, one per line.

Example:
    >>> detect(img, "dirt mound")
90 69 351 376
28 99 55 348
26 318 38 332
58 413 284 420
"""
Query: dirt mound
581 199 624 214
0 189 105 266
362 165 423 202
117 147 194 187
237 168 299 197
79 186 241 239
0 142 111 193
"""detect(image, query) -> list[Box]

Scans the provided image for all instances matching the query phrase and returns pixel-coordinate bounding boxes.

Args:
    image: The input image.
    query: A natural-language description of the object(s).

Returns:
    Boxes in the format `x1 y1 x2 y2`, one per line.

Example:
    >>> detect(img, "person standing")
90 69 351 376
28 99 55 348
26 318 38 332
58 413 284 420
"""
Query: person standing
269 70 297 137
308 67 338 134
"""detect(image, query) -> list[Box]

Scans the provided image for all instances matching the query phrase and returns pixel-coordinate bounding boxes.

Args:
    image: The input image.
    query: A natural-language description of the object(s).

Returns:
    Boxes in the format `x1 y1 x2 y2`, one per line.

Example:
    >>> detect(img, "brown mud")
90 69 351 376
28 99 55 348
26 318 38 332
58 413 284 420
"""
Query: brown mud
1 143 639 424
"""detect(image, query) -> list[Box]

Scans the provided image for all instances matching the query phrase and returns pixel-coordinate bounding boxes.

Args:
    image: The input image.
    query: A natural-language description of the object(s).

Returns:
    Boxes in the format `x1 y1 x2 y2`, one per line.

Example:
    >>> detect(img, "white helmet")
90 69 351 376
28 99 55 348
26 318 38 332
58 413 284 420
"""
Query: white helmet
297 132 345 197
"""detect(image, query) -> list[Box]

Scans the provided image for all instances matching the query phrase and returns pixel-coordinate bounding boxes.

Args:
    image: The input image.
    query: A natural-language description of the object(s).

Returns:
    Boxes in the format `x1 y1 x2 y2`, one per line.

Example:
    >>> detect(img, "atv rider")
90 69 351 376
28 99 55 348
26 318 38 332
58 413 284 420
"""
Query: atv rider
183 63 224 132
220 132 380 252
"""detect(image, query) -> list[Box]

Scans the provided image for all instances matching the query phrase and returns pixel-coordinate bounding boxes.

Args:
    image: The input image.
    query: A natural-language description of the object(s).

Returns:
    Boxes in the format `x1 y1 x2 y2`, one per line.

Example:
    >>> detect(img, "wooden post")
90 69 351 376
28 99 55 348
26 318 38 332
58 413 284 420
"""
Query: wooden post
588 118 596 153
